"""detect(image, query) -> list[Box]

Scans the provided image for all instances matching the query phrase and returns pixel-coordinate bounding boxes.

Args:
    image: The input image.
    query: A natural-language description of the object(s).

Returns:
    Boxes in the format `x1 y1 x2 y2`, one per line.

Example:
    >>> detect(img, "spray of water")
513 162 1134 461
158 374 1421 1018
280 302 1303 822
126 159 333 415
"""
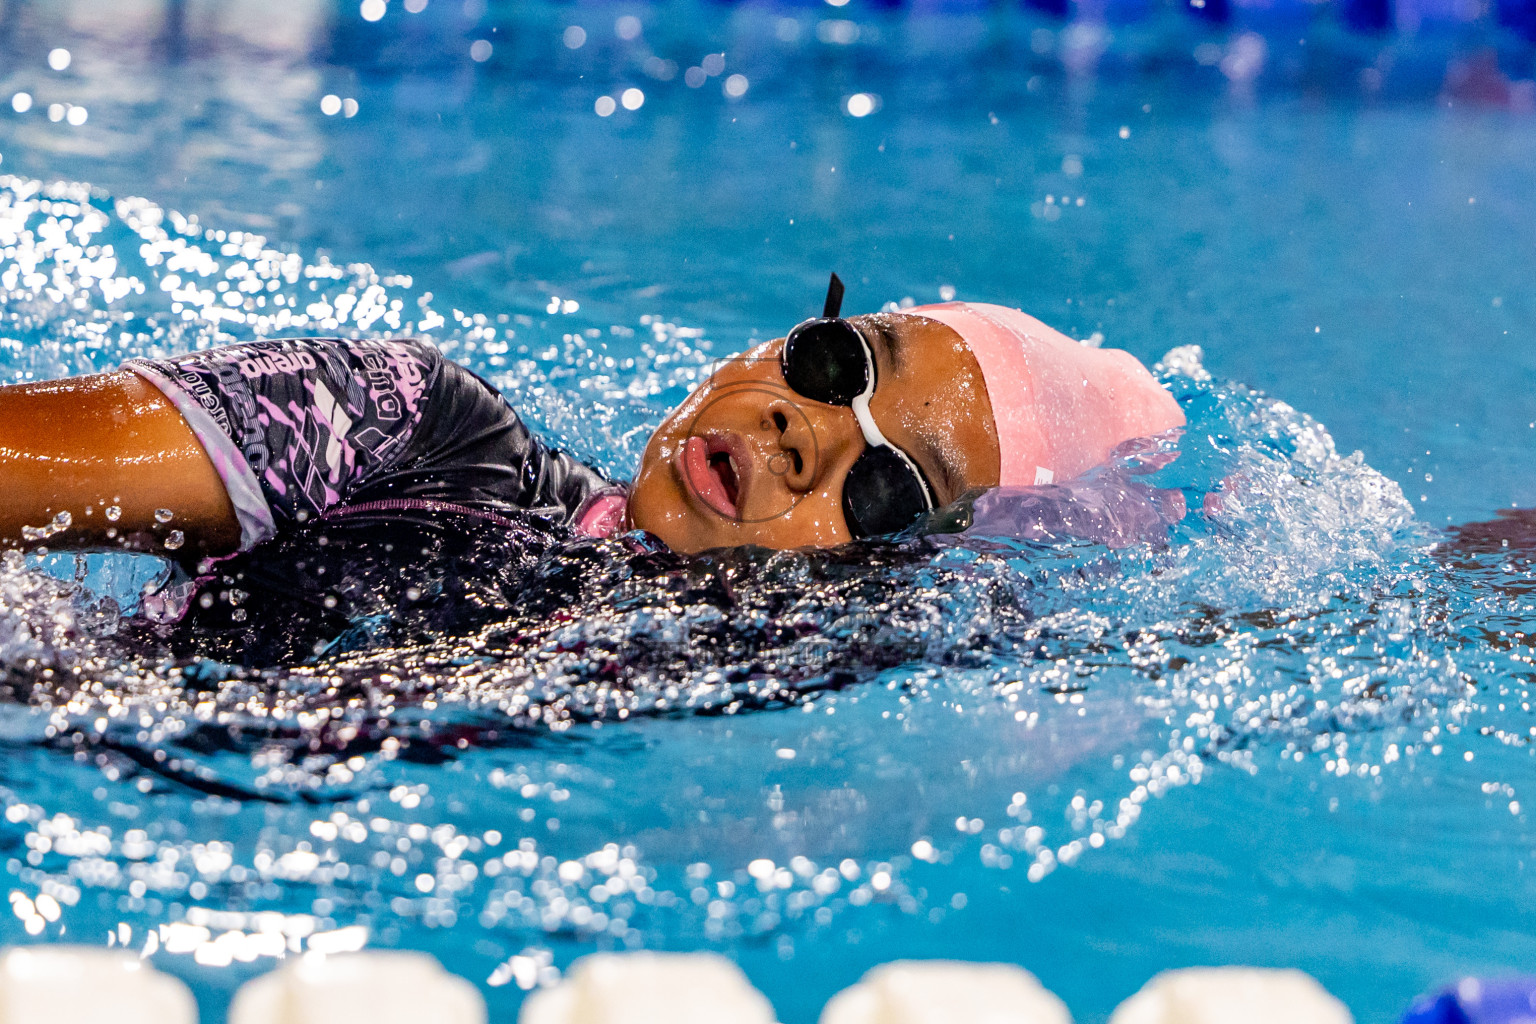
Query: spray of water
0 177 1524 988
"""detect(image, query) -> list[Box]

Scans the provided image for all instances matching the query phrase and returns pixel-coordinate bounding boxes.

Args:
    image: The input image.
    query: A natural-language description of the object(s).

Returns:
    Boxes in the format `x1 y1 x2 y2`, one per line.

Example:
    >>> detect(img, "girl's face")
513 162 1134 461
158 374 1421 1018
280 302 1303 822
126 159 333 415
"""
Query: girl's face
627 313 1001 554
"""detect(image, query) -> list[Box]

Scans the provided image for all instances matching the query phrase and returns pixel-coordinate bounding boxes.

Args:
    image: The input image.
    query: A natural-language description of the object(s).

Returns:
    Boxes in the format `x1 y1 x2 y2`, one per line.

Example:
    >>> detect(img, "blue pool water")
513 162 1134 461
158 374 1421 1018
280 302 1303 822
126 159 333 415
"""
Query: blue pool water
0 1 1533 1021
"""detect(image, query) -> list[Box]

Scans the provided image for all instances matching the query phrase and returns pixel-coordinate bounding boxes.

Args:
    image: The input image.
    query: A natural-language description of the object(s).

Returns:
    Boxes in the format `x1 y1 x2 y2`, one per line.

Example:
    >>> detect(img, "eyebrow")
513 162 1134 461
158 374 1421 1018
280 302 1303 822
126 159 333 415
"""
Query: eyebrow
919 437 962 505
870 319 904 376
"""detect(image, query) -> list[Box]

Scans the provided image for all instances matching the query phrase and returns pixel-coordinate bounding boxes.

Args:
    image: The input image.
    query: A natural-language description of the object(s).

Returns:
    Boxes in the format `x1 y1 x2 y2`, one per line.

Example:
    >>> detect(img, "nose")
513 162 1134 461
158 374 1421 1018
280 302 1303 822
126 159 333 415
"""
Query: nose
763 397 857 493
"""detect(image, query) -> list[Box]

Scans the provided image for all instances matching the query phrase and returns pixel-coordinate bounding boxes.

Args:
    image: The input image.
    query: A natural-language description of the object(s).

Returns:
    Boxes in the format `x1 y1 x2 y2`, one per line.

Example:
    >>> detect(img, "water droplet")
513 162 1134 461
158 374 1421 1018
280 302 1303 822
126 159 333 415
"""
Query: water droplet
154 508 174 523
163 530 184 551
51 511 70 530
104 505 121 522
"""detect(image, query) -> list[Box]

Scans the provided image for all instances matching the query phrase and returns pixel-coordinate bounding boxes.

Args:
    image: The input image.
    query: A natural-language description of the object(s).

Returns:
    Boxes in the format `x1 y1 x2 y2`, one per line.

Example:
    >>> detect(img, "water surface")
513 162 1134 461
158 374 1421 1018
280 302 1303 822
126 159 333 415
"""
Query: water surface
0 2 1531 1022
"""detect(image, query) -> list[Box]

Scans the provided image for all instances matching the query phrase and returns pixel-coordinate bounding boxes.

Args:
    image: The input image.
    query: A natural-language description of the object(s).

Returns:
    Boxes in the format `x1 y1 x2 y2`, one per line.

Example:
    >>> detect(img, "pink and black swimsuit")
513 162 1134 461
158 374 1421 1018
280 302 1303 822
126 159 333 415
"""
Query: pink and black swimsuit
130 336 627 550
123 337 628 658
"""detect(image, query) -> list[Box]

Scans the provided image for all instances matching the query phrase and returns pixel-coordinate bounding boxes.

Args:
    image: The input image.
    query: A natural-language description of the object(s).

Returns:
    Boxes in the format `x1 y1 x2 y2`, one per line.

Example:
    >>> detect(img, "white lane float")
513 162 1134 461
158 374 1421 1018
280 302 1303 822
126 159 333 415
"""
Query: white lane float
821 960 1074 1024
0 944 1367 1024
519 951 778 1024
0 945 195 1024
229 950 484 1024
1109 967 1353 1024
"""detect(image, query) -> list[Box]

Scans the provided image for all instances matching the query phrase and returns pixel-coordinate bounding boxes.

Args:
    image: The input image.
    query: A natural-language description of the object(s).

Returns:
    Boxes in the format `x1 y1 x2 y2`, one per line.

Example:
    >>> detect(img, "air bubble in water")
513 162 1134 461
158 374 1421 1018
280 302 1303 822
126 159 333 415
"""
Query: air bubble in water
104 505 121 521
163 530 184 551
154 508 173 523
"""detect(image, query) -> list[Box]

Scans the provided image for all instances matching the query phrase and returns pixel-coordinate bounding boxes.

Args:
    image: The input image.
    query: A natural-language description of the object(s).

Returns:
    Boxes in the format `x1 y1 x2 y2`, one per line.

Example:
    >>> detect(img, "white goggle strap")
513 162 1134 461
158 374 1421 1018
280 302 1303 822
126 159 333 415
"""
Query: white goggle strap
848 330 937 512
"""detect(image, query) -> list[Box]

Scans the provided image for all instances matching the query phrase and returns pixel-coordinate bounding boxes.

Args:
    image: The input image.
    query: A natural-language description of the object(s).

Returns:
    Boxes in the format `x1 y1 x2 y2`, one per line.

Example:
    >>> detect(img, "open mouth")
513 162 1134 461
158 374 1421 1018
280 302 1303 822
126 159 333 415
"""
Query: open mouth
707 450 740 508
679 436 742 519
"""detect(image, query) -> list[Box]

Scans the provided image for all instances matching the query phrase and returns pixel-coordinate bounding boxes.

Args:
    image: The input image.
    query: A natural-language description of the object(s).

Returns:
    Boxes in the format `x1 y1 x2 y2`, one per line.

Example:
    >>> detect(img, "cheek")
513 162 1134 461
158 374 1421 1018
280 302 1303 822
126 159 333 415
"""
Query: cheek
744 489 851 549
658 374 776 442
647 397 701 451
626 471 709 551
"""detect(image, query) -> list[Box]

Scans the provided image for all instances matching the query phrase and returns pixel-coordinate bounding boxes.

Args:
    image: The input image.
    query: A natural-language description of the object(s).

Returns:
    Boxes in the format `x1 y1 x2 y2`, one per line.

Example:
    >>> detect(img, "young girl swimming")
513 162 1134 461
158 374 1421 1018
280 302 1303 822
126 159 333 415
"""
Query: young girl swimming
0 276 1182 645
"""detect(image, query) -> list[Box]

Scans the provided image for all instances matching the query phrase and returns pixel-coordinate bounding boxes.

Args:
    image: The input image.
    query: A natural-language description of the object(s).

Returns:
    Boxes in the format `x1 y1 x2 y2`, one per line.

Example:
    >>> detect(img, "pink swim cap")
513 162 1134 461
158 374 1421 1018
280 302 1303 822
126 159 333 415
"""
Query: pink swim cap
901 302 1185 486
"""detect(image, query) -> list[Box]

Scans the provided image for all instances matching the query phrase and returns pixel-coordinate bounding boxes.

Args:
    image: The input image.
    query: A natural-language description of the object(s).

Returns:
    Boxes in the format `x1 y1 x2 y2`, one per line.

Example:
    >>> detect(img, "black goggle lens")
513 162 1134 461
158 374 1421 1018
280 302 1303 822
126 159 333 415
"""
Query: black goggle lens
842 445 931 540
781 318 869 407
781 272 936 540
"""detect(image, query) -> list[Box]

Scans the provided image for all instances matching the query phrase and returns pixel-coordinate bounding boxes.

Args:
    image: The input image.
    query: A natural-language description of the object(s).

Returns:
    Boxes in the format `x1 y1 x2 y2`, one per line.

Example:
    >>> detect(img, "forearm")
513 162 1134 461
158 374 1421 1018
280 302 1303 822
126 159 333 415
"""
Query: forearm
0 371 242 558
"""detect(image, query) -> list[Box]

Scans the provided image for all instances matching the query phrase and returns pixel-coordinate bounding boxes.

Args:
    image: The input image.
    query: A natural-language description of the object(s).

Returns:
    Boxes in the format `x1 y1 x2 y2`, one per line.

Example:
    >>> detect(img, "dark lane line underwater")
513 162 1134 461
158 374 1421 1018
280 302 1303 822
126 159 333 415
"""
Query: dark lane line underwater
0 2 1530 1023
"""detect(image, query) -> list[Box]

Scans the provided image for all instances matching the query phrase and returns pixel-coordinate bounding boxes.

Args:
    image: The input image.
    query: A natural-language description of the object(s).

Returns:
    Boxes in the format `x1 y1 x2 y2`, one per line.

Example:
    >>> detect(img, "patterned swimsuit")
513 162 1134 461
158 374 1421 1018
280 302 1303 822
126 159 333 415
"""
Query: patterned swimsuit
125 337 627 654
130 336 626 550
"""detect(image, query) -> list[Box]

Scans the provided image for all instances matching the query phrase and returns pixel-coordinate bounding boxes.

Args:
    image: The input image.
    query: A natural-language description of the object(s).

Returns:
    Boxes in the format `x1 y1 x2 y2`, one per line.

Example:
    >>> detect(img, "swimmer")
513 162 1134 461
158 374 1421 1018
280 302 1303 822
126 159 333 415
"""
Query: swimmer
0 276 1182 572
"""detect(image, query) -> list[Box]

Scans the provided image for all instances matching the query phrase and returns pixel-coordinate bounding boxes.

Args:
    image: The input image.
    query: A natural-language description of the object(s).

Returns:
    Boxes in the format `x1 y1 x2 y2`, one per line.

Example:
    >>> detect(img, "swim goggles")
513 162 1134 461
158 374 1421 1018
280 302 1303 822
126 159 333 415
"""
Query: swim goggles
779 273 938 539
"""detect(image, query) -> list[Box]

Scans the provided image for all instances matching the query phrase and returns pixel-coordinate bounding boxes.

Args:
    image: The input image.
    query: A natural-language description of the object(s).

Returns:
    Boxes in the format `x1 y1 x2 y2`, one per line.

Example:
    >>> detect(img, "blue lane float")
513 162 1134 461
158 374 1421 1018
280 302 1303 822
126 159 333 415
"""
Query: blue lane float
1499 0 1536 39
1401 978 1536 1024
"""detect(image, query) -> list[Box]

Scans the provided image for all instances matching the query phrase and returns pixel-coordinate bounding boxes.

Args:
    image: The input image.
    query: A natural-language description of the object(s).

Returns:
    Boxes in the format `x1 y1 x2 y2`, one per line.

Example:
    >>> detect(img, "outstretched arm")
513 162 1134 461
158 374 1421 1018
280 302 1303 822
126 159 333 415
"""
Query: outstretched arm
0 370 241 557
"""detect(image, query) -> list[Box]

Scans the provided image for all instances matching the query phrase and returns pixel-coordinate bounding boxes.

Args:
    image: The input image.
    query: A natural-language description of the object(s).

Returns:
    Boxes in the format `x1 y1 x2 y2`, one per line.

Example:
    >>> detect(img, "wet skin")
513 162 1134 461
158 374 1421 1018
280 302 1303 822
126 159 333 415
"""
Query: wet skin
626 313 1003 554
0 316 997 559
0 371 241 556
